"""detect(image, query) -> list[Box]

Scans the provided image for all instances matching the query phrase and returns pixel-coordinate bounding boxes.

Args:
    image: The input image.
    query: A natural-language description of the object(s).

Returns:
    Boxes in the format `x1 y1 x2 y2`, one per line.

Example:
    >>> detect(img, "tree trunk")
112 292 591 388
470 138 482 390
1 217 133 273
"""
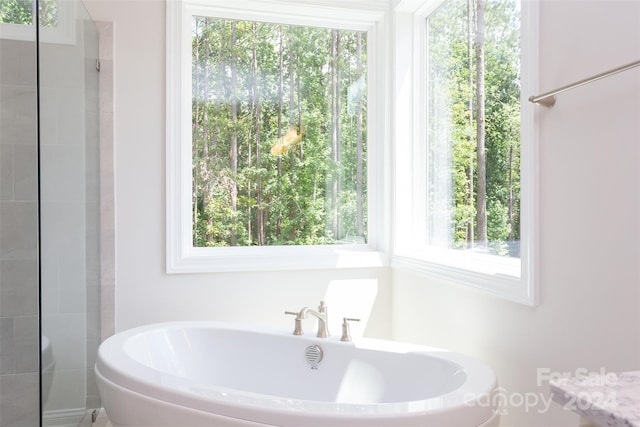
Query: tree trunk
288 27 297 242
508 143 514 241
475 0 487 246
276 26 284 238
203 18 215 245
356 32 364 239
247 130 252 245
262 107 271 241
330 29 341 240
247 78 253 245
297 73 303 161
230 21 239 246
253 23 265 246
467 0 475 246
192 18 201 244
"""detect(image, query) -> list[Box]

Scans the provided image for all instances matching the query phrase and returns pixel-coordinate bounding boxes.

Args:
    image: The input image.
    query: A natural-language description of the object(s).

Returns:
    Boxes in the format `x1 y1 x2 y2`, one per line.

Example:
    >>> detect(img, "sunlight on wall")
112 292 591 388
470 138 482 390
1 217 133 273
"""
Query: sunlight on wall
323 279 379 339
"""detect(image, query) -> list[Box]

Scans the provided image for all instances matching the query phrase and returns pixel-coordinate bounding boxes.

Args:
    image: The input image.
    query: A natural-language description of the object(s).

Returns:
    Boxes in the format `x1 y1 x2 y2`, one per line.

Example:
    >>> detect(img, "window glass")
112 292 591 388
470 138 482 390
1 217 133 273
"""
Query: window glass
0 0 32 25
191 17 367 247
40 0 58 28
0 0 58 27
426 0 521 257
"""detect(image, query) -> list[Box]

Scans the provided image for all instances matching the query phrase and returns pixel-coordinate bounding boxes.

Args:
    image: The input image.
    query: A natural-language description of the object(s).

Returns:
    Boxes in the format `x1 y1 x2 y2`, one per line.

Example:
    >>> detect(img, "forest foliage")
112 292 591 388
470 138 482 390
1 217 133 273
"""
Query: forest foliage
427 0 521 257
192 0 520 256
0 0 58 27
192 18 367 247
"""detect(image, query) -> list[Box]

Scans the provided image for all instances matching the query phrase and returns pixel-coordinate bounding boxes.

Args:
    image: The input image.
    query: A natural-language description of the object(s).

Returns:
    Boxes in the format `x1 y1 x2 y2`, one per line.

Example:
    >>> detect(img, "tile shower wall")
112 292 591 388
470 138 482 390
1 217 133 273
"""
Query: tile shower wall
39 15 102 424
0 39 40 427
97 21 115 343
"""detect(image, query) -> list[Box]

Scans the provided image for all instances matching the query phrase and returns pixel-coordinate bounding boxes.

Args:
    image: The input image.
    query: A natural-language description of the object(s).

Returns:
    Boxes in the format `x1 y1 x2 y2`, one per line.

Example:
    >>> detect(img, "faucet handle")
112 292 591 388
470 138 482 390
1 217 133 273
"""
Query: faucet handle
318 301 327 313
285 311 304 335
340 318 360 342
317 301 329 338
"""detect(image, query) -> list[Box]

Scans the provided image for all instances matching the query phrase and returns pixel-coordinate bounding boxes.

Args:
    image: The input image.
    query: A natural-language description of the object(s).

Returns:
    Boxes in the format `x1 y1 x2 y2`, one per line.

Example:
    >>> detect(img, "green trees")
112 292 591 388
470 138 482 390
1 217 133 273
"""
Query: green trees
427 0 521 256
192 0 520 254
0 0 32 24
191 18 367 247
0 0 57 26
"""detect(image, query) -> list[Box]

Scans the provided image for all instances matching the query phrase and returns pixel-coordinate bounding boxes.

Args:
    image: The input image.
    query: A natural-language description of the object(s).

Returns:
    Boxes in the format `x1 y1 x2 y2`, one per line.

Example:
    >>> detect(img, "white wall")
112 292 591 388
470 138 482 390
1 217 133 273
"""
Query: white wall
392 0 640 426
81 0 392 339
82 0 639 425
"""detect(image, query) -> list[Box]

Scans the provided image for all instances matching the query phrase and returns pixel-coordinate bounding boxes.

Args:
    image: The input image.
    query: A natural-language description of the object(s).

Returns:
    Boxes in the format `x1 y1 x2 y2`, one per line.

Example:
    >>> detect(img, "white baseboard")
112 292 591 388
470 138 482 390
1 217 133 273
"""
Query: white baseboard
43 408 94 427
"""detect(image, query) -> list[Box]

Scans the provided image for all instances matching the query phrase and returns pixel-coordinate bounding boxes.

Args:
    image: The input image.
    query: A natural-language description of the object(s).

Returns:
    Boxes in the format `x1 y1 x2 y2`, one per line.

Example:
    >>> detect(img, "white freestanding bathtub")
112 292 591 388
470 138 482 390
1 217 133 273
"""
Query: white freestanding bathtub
96 322 499 427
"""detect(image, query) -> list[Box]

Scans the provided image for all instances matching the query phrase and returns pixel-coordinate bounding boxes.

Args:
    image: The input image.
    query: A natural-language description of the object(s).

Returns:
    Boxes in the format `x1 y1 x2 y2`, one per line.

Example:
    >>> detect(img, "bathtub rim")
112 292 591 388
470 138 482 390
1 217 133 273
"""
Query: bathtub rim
96 321 498 423
96 368 501 427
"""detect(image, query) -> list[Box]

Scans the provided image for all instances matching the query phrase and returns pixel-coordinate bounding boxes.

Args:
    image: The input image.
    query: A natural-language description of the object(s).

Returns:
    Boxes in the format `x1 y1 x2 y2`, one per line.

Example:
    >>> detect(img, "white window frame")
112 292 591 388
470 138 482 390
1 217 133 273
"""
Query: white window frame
392 0 539 305
0 0 76 44
166 0 391 273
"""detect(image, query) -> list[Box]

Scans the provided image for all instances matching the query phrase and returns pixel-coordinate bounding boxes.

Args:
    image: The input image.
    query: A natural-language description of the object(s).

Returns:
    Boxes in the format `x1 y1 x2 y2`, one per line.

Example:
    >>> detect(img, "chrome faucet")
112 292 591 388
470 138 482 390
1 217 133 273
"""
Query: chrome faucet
285 301 330 338
340 317 360 342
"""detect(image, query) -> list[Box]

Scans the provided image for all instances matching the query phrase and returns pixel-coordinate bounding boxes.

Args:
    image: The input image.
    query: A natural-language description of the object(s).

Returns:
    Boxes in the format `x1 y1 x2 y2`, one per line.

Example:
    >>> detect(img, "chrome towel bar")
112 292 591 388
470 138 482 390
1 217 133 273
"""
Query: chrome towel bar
529 59 640 108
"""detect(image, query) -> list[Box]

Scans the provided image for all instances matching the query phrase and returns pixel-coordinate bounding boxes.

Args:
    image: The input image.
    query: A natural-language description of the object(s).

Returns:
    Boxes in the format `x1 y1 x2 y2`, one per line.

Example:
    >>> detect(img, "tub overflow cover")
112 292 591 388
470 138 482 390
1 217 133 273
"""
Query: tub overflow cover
305 345 323 367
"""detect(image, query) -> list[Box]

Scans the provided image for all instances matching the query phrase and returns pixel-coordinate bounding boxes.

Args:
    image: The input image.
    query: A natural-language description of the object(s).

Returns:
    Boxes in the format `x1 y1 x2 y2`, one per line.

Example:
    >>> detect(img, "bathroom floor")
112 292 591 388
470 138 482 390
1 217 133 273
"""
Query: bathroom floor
43 410 111 427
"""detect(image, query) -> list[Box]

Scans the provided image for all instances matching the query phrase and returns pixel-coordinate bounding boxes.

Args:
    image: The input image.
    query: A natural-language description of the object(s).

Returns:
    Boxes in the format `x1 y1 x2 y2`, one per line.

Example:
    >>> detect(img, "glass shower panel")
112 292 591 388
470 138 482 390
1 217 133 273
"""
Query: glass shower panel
39 0 101 424
0 13 40 427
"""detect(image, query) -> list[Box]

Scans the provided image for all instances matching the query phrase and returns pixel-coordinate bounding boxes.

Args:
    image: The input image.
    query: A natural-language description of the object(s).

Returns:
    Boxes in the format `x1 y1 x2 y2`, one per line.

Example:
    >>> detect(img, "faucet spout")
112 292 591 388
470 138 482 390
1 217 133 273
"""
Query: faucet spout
297 305 329 338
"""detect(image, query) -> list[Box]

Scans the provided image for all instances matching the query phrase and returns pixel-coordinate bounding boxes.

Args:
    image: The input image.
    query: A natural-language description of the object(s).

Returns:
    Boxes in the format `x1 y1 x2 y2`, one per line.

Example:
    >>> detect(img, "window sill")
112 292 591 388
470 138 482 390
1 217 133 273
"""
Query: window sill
167 245 388 274
391 250 536 306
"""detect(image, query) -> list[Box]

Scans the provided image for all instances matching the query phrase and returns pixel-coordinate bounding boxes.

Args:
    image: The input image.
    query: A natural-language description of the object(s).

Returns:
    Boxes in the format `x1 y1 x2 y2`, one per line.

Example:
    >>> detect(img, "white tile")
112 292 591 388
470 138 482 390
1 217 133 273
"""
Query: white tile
97 23 114 61
43 369 86 413
0 260 38 317
0 85 37 146
99 114 114 174
39 145 85 202
0 144 13 200
13 316 37 342
39 43 83 89
0 202 37 259
101 304 115 341
40 201 85 257
0 40 37 86
12 144 37 201
100 173 114 229
40 255 60 315
0 318 15 374
86 283 100 314
87 310 101 342
0 373 39 426
57 254 86 314
100 228 115 283
98 59 113 115
56 87 86 146
42 313 87 370
13 339 38 374
38 86 59 146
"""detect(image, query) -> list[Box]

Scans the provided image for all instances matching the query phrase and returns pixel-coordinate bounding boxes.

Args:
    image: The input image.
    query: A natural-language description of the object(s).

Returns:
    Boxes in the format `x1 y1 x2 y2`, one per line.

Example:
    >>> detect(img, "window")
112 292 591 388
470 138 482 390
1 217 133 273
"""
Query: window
167 0 389 273
0 0 58 26
191 18 367 247
393 0 538 305
0 0 75 43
